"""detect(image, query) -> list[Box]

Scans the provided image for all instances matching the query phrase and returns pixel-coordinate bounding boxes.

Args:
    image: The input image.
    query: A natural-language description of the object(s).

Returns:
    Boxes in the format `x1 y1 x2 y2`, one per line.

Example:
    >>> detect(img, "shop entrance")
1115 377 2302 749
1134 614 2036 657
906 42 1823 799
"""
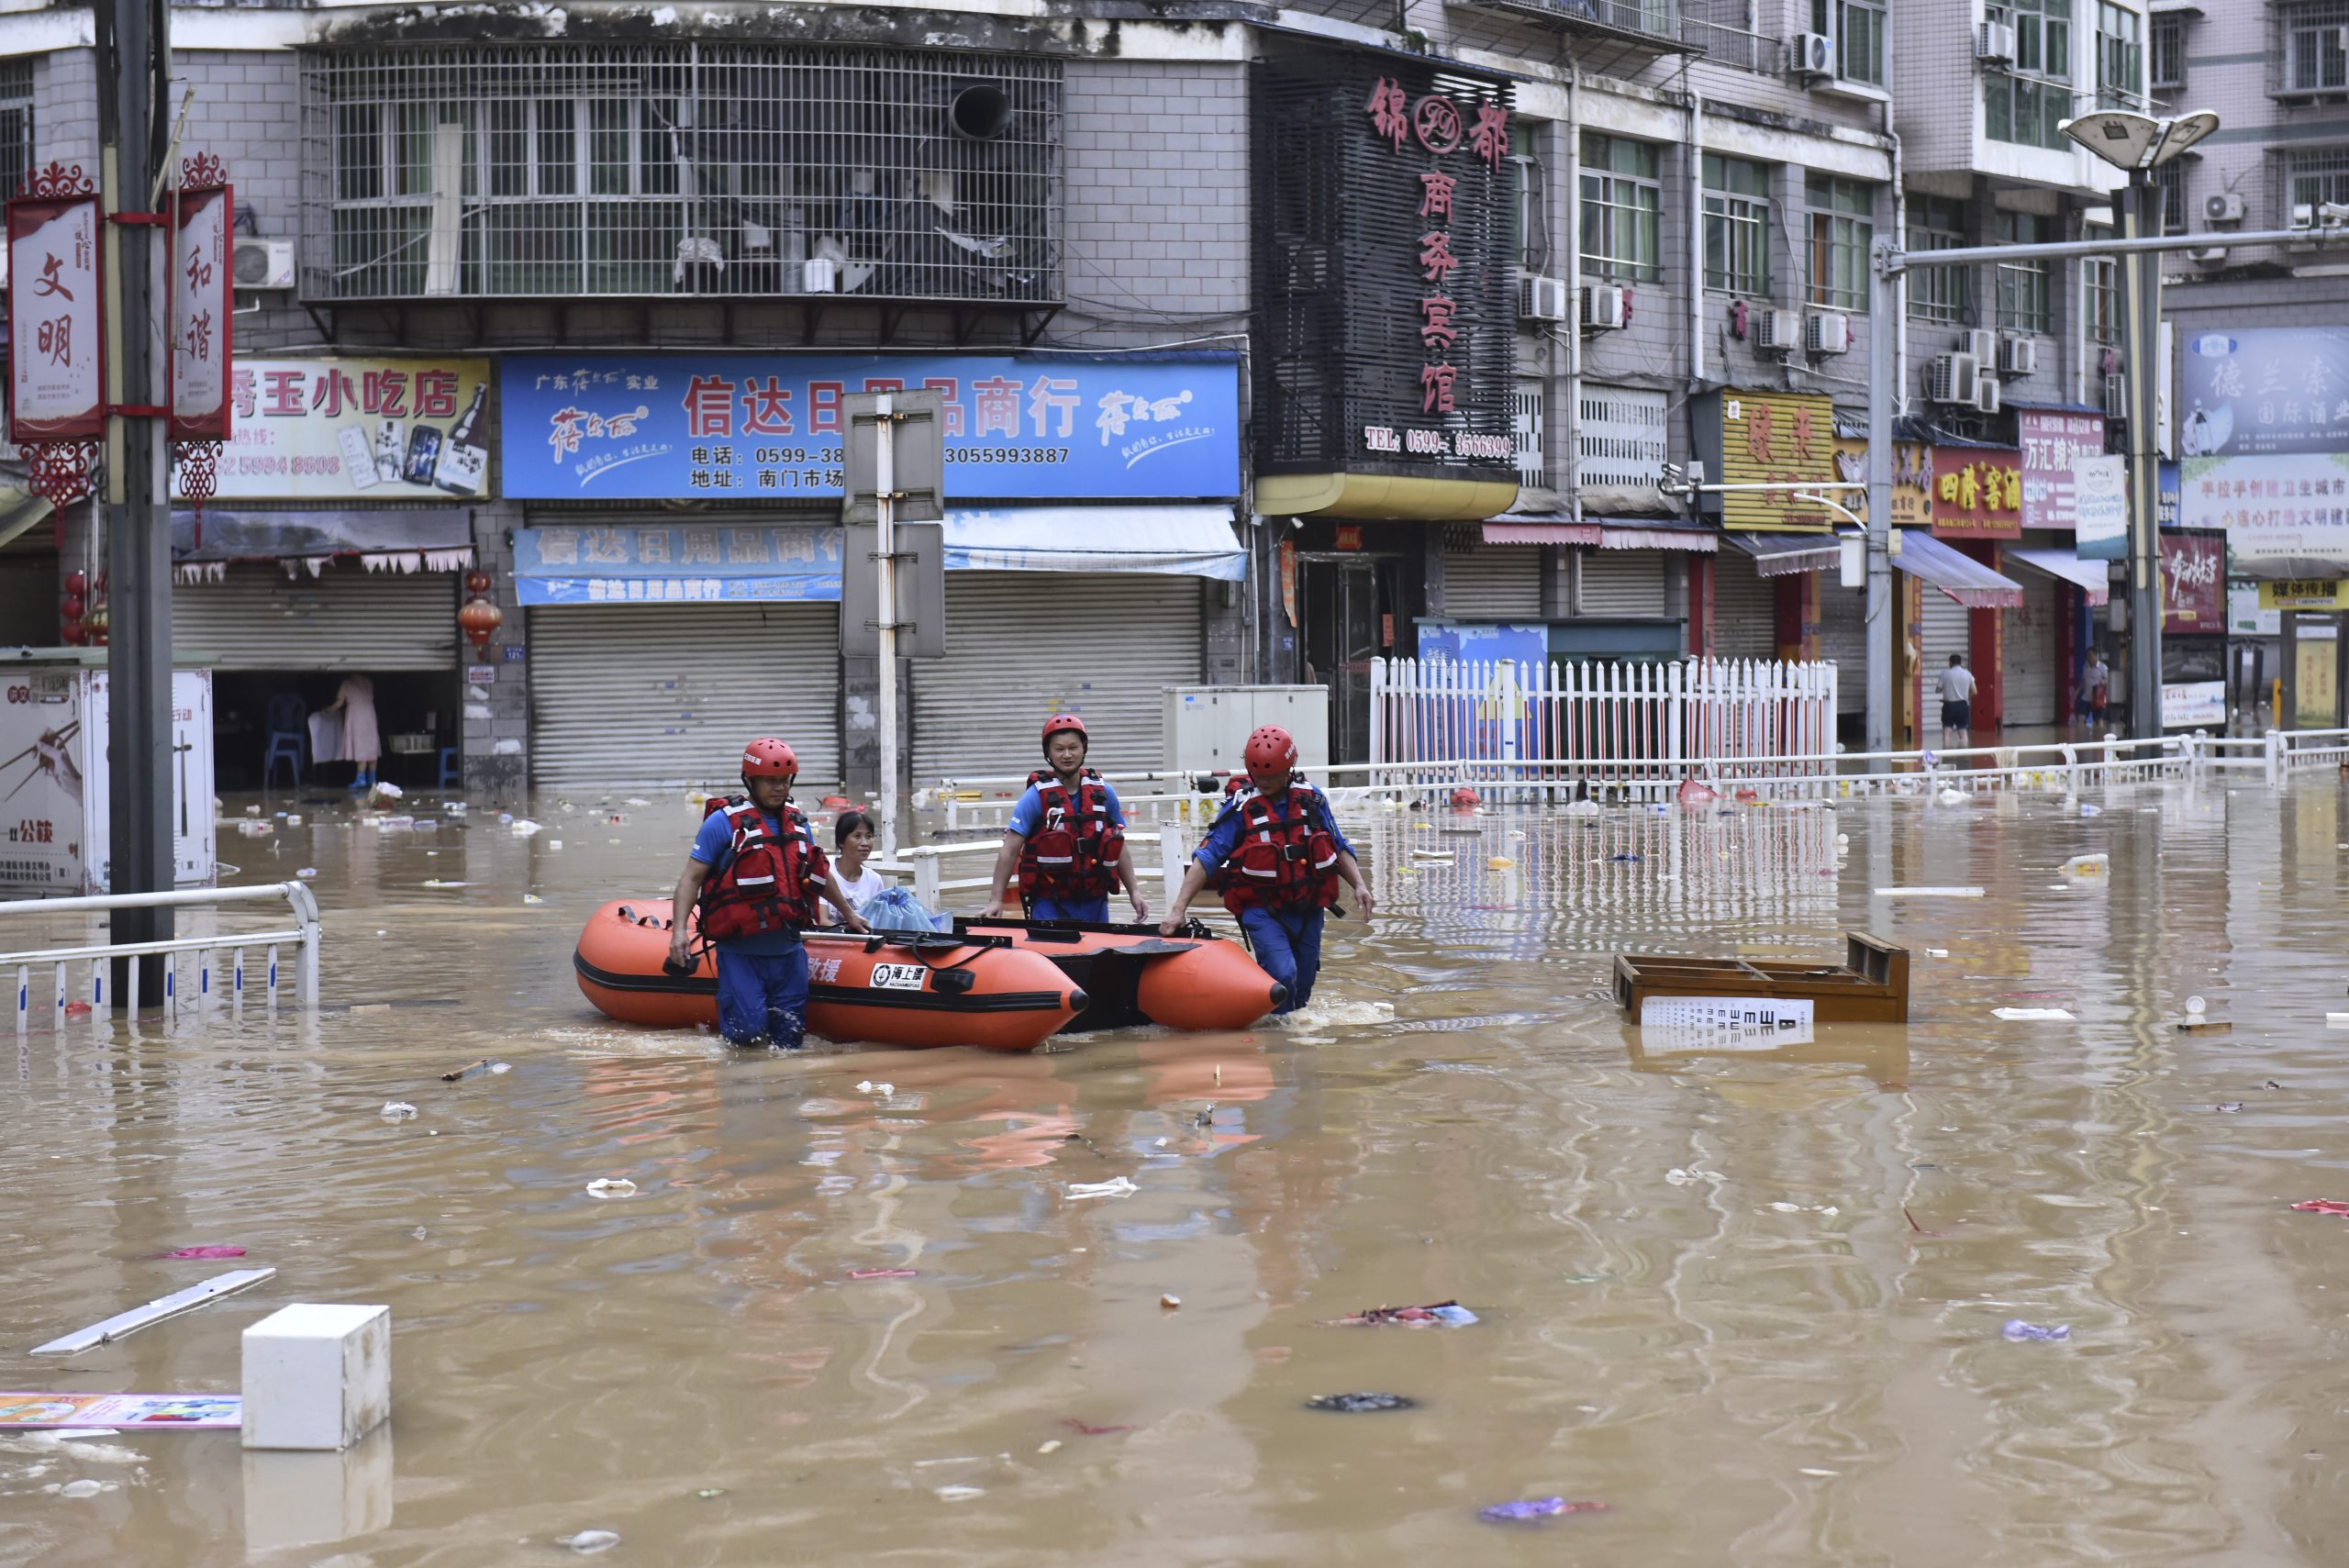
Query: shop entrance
1299 554 1397 763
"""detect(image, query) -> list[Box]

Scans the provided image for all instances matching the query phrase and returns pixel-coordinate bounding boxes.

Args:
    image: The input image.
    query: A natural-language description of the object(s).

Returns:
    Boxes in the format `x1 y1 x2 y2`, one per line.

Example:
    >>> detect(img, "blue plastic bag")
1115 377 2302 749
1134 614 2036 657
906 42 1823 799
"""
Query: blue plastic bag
859 885 950 932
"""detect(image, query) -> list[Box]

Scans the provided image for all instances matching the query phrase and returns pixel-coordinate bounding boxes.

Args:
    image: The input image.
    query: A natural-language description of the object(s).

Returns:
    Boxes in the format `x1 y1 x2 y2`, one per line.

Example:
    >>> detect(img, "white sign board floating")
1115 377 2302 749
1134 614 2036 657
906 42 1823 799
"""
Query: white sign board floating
1639 995 1817 1051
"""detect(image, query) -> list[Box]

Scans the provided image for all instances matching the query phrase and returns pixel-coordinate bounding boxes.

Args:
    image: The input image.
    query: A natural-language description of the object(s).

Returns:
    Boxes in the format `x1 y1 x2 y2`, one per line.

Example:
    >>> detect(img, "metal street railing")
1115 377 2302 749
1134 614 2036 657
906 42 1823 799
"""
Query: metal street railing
5 882 322 1035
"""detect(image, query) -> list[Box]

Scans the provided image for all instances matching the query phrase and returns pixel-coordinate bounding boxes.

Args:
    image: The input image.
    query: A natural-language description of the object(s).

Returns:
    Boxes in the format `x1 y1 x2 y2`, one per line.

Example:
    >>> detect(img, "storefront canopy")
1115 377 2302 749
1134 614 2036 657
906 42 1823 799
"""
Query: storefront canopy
2007 547 2111 606
942 506 1244 580
170 507 474 572
1590 520 1715 551
1727 532 1843 577
1480 517 1715 551
1893 530 2025 609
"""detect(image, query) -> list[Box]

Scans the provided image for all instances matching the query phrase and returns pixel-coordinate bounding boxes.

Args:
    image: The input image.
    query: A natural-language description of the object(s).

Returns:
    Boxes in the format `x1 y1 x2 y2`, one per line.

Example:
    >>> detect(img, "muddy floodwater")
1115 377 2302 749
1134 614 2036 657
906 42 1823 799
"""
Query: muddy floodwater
6 774 2349 1566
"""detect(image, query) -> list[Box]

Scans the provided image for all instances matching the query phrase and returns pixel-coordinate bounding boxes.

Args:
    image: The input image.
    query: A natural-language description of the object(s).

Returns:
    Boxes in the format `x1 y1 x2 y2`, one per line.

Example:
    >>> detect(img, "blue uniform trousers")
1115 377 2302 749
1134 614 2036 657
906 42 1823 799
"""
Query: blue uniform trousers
1028 895 1110 923
714 944 810 1049
1239 904 1324 1015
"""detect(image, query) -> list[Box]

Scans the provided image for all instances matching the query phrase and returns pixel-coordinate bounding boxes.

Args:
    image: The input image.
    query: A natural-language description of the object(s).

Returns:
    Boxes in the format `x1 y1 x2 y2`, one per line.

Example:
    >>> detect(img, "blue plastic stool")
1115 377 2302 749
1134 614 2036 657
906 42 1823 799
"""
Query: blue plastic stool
437 747 461 789
262 692 306 789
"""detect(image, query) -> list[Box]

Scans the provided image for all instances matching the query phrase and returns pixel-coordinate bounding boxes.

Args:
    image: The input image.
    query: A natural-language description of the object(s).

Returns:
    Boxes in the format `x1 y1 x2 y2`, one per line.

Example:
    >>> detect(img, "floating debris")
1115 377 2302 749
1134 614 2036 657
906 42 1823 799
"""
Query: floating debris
1478 1497 1608 1524
1305 1392 1415 1413
2001 1320 2070 1342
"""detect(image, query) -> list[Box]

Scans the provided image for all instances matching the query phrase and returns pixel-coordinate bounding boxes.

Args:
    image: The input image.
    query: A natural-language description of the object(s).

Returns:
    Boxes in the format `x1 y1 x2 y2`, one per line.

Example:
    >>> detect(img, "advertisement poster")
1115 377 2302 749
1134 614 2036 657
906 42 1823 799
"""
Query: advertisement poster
2258 579 2349 611
0 1392 240 1429
1715 390 1837 531
2299 639 2339 727
1831 436 1931 527
2160 532 2225 634
511 524 843 606
2074 455 2129 561
498 354 1241 503
2179 327 2349 458
2178 450 2349 566
175 358 493 501
0 668 214 894
2160 681 2227 728
2229 584 2282 637
6 194 104 440
2017 409 2106 530
1930 448 2022 540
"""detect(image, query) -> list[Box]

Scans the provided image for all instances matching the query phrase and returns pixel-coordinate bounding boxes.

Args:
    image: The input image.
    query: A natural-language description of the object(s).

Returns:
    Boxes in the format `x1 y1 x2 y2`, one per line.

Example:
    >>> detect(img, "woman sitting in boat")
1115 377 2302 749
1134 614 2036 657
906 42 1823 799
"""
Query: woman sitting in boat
980 714 1151 925
821 809 886 924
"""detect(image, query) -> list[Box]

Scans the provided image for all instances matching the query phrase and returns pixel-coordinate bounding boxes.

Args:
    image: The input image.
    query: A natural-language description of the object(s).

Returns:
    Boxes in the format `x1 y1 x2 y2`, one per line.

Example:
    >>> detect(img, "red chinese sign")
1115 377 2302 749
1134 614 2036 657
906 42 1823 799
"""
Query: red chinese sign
2161 530 2224 634
1931 448 2023 540
171 179 234 442
6 171 104 442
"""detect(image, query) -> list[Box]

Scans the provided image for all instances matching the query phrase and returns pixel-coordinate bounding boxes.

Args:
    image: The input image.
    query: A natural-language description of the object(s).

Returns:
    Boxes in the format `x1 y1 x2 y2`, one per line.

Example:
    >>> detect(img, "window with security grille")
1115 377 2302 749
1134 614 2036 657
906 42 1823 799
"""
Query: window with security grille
2154 159 2188 232
0 59 31 204
1986 0 2076 150
2151 14 2185 90
1907 195 1972 325
2083 225 2118 347
2288 147 2349 212
301 44 1063 304
1577 386 1670 491
2283 2 2349 93
1514 379 1547 489
1805 174 1873 311
1580 133 1662 282
1994 210 2053 335
1702 153 1771 297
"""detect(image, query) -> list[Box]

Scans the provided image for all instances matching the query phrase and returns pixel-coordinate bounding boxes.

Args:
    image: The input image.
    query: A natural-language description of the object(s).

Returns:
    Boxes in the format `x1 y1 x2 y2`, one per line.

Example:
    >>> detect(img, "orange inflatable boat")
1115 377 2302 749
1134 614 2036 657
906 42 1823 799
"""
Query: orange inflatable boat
573 899 1085 1051
953 916 1285 1032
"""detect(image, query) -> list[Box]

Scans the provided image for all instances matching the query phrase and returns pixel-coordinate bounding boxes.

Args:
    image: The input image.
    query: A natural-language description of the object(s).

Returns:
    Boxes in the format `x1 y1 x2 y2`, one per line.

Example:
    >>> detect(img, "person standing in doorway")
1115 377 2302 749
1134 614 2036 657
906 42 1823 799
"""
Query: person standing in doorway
982 715 1150 924
323 673 381 790
2080 649 2112 732
1939 653 1977 751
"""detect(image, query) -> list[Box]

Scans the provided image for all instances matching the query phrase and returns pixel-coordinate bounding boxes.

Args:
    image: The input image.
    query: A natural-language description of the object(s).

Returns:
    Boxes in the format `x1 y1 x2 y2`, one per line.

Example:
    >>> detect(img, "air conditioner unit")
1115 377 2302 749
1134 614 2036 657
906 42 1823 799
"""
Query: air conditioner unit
1520 273 1569 323
1997 336 2038 377
2187 244 2230 266
802 258 839 294
1806 311 1853 355
1792 31 1836 79
2103 373 2128 417
231 237 295 291
2204 192 2244 224
1926 352 1980 406
1578 283 1628 330
1754 306 1801 354
1962 328 1998 364
1974 377 2003 415
1976 20 2017 62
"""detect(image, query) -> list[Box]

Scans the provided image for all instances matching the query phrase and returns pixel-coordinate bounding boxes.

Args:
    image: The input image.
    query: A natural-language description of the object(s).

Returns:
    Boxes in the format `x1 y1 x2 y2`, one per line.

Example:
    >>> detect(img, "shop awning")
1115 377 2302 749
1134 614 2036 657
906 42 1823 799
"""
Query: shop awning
1593 520 1716 551
171 507 474 570
1893 530 2026 608
941 506 1244 580
1483 517 1602 546
2007 547 2111 606
1727 532 1842 577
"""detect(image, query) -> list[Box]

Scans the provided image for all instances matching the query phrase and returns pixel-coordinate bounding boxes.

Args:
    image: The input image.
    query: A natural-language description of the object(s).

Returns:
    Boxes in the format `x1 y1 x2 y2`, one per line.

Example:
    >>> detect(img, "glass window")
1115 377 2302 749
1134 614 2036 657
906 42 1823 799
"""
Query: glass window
2097 2 2143 108
0 59 32 205
2151 14 2185 90
1580 133 1662 282
2154 159 2188 233
1512 121 1548 273
2083 224 2119 347
1703 153 1772 297
2289 148 2349 211
1986 0 2076 150
1812 0 1887 87
1805 174 1874 310
2286 3 2349 94
1994 209 2053 335
1907 194 1972 325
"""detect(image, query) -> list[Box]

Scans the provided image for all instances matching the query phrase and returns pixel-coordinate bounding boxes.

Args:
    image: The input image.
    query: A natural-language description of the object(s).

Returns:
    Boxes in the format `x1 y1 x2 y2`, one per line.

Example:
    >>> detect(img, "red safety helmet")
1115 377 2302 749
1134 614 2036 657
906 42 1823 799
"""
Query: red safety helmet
740 737 799 781
1041 713 1089 756
1244 725 1298 784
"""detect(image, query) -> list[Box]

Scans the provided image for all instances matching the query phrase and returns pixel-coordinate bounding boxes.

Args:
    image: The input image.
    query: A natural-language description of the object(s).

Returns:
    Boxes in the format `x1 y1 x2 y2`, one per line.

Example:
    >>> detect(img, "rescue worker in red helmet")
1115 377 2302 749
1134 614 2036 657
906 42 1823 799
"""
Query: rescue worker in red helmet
669 737 868 1049
1159 725 1372 1013
981 714 1150 924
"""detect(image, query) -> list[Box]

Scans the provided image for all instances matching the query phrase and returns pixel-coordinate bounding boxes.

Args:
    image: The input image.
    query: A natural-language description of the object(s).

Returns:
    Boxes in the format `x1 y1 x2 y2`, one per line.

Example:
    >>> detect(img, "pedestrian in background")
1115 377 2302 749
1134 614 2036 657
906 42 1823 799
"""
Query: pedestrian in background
2080 650 2112 732
1938 652 1976 751
982 714 1149 924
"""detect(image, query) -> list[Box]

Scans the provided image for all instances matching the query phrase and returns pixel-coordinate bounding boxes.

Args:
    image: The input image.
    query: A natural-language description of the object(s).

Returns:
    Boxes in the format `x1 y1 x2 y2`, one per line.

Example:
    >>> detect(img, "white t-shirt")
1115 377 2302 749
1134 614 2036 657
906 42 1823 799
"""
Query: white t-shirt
827 862 887 921
1938 665 1976 703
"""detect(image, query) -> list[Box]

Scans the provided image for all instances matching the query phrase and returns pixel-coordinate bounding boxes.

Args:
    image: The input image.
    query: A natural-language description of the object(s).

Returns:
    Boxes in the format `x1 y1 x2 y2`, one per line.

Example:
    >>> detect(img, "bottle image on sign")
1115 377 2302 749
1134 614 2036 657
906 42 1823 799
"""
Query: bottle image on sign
433 384 489 496
402 421 444 487
338 426 381 491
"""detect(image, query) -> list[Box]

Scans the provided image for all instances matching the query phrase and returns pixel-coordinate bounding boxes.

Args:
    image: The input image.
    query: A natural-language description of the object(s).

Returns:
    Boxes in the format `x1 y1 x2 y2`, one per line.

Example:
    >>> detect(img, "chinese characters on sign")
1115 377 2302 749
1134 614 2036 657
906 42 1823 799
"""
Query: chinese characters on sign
6 187 103 441
171 183 233 441
1930 448 2023 539
499 354 1240 501
174 357 493 501
509 524 844 606
2160 531 2224 634
1717 391 1836 532
2016 409 2105 530
2256 578 2349 611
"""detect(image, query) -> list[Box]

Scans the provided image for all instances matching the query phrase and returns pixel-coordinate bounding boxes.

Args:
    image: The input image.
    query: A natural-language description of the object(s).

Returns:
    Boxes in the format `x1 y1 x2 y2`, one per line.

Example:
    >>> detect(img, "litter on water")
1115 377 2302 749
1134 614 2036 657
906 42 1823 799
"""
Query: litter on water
1307 1392 1415 1413
380 1101 419 1120
1992 1007 2076 1021
1478 1497 1609 1524
584 1178 637 1197
1872 885 1986 898
1065 1177 1140 1200
0 1392 241 1429
2001 1320 2070 1342
1326 1301 1478 1328
558 1529 620 1554
31 1270 276 1356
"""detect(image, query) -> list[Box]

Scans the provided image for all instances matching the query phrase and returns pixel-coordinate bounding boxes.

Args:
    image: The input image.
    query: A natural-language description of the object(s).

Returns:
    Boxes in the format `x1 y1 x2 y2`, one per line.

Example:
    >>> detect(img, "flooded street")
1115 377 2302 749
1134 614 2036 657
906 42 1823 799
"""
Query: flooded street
7 774 2349 1567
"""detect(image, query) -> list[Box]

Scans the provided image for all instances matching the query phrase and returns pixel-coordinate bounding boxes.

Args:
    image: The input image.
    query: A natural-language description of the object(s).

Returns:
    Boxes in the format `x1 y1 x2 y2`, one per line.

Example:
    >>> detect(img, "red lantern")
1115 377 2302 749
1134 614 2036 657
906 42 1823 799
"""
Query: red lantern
458 595 504 662
61 594 84 622
61 621 86 646
465 570 493 596
64 571 86 596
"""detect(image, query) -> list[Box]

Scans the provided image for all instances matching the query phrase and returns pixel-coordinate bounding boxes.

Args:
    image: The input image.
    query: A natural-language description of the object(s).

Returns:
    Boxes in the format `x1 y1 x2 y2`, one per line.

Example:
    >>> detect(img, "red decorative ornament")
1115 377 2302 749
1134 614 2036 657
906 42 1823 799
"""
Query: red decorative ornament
83 604 109 647
61 621 86 647
464 570 493 595
64 571 86 596
181 150 227 191
458 595 504 662
1413 95 1463 155
23 160 95 199
61 593 84 622
24 441 97 510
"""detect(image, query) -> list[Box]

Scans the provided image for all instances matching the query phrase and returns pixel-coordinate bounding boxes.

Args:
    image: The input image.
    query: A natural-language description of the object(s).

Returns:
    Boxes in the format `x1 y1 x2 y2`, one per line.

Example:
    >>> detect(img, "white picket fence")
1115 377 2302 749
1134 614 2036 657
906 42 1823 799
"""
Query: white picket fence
1370 656 1840 793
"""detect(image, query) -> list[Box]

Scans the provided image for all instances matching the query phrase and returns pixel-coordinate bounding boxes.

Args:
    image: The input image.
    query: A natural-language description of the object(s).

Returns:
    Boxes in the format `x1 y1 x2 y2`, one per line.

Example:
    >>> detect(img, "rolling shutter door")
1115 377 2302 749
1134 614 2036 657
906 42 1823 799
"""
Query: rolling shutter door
172 562 457 670
1578 550 1669 617
1819 583 1867 714
910 573 1202 784
2001 570 2060 728
1712 548 1778 662
1443 545 1543 620
1918 591 1971 725
529 602 841 791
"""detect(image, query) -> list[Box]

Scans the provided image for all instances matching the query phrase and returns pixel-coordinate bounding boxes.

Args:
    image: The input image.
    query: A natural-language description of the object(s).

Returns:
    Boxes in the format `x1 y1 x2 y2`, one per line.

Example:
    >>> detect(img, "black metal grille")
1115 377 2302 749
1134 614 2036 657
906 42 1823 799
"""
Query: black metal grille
1252 58 1516 483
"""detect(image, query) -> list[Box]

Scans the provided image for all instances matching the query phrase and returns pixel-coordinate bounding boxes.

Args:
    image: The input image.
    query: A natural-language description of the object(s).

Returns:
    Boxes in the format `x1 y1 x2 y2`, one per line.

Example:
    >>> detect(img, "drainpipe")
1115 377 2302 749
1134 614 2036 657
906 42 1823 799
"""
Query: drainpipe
1881 96 1905 445
1563 66 1583 528
1687 85 1705 388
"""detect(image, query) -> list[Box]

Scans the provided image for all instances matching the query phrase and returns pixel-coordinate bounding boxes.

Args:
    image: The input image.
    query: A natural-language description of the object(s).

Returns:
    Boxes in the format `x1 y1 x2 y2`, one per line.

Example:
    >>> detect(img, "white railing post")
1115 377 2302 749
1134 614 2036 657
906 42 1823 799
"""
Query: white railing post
2265 728 2284 787
1369 656 1387 780
14 963 26 1036
1159 824 1186 902
915 851 941 908
232 946 245 1018
265 946 278 1012
1497 659 1520 804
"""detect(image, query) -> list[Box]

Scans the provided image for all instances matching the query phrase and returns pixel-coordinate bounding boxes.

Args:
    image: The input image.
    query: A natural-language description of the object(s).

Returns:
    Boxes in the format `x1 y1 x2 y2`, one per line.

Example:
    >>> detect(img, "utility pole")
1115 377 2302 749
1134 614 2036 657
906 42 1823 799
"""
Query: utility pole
2119 170 2164 739
97 0 174 1003
1865 241 1898 762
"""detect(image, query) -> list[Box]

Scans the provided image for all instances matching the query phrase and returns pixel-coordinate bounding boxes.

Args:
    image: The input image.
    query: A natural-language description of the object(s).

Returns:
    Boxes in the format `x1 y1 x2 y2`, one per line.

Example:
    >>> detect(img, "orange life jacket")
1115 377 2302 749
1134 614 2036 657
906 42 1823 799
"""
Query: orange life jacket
1017 767 1125 905
697 795 827 940
1219 783 1341 915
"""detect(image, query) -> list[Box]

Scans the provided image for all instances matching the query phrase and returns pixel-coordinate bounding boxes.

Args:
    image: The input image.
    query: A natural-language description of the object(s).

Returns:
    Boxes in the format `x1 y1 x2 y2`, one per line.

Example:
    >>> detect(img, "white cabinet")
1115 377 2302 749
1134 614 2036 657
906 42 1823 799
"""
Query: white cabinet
1163 686 1330 776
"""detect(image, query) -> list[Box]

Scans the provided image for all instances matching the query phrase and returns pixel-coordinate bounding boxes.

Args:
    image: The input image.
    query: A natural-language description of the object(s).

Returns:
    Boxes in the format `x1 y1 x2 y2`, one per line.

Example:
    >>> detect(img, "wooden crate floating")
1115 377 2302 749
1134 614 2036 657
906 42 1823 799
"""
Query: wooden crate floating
1614 932 1909 1025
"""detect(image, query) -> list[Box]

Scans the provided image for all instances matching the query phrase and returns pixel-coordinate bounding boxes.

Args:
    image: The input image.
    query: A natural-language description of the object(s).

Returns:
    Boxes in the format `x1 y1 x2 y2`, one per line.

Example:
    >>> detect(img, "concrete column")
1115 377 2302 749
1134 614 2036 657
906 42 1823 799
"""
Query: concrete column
464 507 526 804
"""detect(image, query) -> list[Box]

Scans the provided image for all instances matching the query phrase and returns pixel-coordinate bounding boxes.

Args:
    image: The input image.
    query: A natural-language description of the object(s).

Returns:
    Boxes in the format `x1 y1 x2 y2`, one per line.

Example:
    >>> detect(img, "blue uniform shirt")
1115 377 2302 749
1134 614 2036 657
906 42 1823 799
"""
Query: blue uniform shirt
1194 784 1354 873
690 806 807 953
1007 776 1129 839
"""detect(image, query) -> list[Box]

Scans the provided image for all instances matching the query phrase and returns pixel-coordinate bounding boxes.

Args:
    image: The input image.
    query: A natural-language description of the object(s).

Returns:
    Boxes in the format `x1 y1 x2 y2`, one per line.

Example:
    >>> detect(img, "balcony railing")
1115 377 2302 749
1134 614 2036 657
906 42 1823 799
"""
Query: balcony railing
1451 0 1689 51
1682 11 1782 73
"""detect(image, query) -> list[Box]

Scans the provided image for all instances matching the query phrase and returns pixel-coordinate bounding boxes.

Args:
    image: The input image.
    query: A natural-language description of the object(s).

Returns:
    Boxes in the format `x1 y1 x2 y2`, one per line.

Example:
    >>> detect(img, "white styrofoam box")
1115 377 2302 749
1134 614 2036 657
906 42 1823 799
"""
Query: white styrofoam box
241 1304 391 1451
242 1428 395 1550
1163 685 1331 776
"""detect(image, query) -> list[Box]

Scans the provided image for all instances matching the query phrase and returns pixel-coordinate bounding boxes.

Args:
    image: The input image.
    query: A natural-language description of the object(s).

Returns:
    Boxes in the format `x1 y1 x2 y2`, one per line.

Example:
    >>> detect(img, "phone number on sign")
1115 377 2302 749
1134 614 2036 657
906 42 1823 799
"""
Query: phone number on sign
946 447 1072 464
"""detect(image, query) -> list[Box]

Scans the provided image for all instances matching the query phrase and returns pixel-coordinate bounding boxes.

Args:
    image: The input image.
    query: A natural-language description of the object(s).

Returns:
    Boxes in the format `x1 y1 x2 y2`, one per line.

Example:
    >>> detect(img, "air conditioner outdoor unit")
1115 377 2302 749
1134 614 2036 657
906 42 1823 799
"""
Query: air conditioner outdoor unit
231 237 295 291
1520 273 1569 322
1926 352 1980 406
1974 378 2003 415
802 258 839 294
1755 306 1801 353
1976 20 2017 62
2103 373 2128 417
1997 336 2038 377
2187 244 2230 266
1578 283 1628 330
2205 192 2244 224
1792 31 1836 79
1807 311 1853 355
1963 328 1998 364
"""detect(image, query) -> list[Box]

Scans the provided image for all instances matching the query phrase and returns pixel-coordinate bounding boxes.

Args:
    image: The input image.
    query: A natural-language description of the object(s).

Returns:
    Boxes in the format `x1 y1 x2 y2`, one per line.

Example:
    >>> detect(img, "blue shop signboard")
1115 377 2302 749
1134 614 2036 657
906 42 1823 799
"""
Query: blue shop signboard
498 353 1241 502
510 524 842 606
